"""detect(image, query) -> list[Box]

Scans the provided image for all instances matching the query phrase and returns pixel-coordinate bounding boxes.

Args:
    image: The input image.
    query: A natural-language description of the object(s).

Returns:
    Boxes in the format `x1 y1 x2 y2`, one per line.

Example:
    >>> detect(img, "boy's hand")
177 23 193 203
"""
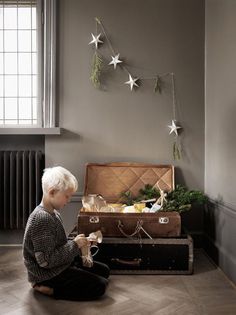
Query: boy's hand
73 234 90 249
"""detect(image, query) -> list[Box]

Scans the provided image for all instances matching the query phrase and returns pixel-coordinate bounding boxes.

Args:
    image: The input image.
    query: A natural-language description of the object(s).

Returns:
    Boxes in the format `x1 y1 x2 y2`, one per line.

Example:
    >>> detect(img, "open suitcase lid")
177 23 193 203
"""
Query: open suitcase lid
84 162 175 203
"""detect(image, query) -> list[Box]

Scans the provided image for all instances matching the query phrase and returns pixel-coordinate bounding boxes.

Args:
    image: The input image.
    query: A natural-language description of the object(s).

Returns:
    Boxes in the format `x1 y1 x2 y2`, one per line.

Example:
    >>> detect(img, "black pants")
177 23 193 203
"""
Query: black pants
38 257 110 301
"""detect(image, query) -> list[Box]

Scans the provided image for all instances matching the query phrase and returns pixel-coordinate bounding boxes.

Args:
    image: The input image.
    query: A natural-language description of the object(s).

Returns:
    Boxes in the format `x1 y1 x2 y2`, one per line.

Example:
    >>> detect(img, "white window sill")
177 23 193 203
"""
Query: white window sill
0 127 61 135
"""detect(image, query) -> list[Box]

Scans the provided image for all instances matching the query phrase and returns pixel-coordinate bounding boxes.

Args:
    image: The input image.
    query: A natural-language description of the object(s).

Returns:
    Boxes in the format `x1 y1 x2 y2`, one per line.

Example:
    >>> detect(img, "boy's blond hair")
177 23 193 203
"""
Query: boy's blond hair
42 166 78 194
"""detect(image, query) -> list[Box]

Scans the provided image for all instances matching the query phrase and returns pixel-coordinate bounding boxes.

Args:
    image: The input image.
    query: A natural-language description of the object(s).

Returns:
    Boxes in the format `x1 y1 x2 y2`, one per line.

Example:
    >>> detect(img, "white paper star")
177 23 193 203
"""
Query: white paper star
89 33 103 49
125 74 139 91
108 54 123 69
168 120 182 136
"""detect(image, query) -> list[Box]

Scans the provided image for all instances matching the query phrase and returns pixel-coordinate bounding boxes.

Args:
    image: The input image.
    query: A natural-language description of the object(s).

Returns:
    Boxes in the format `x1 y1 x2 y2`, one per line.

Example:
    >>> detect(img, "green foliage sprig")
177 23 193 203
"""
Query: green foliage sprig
121 184 160 205
154 76 163 94
163 184 208 213
137 184 160 200
173 141 181 160
90 51 103 88
120 184 208 213
120 191 134 206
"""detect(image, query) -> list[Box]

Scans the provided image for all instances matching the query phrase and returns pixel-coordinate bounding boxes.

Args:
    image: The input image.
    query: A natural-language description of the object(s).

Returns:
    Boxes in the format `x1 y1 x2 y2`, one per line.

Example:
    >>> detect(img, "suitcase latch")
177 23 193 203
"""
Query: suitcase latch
89 216 100 224
159 217 169 224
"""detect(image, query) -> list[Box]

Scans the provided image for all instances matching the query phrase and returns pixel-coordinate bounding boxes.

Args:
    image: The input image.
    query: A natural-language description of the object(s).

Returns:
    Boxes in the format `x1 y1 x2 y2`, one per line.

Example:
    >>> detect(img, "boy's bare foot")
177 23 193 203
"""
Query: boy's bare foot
33 284 54 296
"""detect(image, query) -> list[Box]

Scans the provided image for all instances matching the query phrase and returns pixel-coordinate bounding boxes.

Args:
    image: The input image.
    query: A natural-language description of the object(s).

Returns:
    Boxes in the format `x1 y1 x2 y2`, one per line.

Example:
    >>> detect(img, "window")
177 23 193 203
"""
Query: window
0 0 56 129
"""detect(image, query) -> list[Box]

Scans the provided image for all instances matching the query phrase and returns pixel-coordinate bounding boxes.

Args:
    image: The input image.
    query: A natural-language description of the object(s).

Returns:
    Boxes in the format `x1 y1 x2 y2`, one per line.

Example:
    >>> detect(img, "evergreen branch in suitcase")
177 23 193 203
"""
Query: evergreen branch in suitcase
120 184 160 206
163 184 208 213
120 191 136 206
120 184 208 213
137 184 161 201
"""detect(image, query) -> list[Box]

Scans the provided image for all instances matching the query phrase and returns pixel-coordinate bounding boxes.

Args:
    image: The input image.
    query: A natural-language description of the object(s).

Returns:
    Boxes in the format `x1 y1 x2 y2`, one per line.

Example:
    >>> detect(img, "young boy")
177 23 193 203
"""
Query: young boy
23 166 110 301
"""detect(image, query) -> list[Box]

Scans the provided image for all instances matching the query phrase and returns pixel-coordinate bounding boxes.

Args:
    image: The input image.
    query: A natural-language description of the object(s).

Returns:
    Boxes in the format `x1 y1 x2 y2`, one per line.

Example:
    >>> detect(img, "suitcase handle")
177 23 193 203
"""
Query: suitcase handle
111 258 142 266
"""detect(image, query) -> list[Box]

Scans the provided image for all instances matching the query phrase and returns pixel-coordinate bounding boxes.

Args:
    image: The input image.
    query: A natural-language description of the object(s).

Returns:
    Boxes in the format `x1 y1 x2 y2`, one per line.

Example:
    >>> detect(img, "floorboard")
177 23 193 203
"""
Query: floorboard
0 247 236 315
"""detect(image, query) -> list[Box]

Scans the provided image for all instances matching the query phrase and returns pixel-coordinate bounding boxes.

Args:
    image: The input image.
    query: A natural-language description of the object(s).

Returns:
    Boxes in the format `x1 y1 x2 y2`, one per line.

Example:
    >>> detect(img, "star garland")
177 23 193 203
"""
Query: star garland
168 73 182 159
125 74 139 91
89 33 103 49
88 17 182 160
109 54 123 69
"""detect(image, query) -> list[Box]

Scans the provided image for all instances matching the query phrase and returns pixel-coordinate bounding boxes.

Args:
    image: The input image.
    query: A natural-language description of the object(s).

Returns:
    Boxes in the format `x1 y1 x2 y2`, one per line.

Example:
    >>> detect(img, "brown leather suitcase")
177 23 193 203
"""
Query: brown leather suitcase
78 163 181 238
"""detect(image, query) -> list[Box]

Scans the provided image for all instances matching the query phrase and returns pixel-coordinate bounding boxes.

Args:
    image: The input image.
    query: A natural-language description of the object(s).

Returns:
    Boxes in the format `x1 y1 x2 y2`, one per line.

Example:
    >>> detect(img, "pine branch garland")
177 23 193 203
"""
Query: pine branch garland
90 51 103 88
95 17 101 24
173 141 181 160
154 75 163 93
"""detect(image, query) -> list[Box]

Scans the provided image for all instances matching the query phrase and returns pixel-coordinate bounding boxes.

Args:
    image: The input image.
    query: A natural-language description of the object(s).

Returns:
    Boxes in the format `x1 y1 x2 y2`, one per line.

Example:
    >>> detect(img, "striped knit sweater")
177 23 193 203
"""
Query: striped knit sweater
23 205 80 284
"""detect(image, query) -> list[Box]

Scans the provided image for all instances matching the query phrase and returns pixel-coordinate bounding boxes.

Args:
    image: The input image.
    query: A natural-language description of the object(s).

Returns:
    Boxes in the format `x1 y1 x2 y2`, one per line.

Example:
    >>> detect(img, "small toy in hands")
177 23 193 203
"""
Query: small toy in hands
80 230 102 268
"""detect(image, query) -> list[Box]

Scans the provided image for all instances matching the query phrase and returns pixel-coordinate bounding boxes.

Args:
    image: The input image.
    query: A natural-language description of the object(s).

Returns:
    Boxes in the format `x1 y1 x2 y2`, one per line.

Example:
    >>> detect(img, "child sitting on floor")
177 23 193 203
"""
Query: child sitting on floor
23 166 110 301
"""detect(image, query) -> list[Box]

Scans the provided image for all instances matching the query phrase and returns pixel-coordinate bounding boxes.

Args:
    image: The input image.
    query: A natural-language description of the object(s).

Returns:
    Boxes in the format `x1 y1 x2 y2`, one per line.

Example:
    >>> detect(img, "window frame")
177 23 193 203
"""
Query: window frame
42 0 56 129
0 0 59 134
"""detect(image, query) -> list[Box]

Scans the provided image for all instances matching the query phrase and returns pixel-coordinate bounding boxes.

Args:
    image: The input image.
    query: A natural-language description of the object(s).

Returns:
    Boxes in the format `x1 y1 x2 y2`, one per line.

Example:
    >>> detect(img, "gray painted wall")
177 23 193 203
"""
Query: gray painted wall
205 0 236 283
0 0 205 242
45 0 205 233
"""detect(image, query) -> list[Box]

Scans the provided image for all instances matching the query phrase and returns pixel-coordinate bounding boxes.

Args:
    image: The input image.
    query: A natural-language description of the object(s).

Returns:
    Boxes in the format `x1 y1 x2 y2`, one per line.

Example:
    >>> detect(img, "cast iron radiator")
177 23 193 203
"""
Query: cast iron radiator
0 151 45 229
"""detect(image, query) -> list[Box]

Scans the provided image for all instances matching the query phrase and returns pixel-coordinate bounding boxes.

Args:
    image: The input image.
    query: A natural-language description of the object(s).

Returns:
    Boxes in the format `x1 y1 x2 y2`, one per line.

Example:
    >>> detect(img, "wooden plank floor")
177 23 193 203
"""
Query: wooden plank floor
1 247 236 315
